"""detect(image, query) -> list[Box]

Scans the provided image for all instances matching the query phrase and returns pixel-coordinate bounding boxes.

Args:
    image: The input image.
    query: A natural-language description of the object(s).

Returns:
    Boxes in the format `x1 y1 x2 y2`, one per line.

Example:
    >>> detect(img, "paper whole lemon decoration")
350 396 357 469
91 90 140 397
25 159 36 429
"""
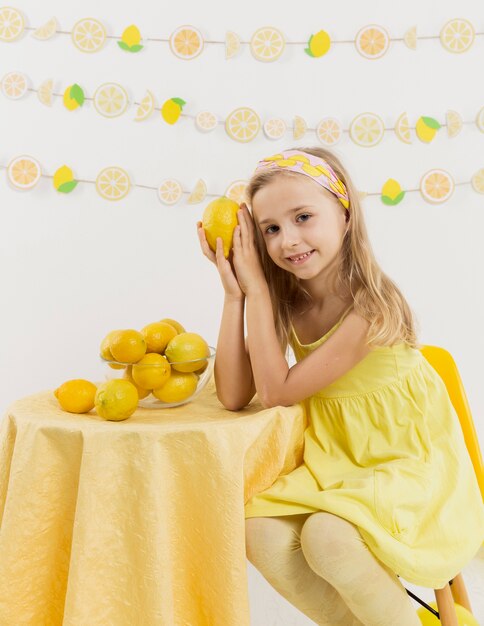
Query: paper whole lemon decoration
161 98 186 124
95 379 138 421
381 179 405 206
165 333 210 373
53 165 78 193
118 25 143 52
416 116 441 143
54 379 97 413
305 30 331 57
63 84 85 110
202 196 240 258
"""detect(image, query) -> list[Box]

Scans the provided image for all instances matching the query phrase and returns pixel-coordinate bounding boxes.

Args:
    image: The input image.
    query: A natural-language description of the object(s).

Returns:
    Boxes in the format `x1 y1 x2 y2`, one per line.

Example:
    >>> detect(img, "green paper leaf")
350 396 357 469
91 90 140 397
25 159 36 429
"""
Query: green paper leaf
381 191 405 206
70 84 85 106
304 47 314 57
129 44 144 52
422 116 441 130
58 180 78 194
172 97 186 108
117 41 130 51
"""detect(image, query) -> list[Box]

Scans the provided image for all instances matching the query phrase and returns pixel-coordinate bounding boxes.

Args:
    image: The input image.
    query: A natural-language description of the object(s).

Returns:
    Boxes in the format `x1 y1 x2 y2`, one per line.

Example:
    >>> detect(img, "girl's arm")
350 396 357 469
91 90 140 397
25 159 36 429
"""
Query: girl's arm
197 221 255 411
215 295 256 411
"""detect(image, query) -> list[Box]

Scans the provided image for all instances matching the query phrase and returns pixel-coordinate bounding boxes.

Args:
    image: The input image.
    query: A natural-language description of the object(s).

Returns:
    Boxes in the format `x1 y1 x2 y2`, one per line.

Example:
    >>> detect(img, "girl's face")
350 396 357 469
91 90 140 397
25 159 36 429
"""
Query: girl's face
251 175 348 284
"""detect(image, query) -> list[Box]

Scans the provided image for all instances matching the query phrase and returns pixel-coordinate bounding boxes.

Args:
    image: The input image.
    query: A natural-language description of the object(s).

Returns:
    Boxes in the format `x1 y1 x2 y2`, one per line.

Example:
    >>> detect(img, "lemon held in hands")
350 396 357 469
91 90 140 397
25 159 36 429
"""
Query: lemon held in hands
201 196 240 258
95 379 139 421
54 379 97 413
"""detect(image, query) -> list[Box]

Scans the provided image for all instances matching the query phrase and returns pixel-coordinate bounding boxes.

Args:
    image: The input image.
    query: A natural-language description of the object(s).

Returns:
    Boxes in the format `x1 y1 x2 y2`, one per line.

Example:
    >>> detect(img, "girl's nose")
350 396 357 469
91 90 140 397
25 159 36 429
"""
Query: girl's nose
281 228 301 248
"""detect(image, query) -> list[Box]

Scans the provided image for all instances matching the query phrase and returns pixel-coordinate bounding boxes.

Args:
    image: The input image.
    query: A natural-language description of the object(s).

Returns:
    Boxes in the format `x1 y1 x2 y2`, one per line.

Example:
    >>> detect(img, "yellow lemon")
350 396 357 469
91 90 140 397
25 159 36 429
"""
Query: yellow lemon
110 329 147 363
53 165 78 193
164 332 210 373
416 116 440 143
95 379 138 421
100 329 125 369
152 371 198 403
63 84 84 110
132 353 171 389
141 321 177 353
306 30 331 57
121 25 141 48
54 379 97 414
160 318 185 334
381 179 405 206
202 196 240 258
123 365 151 399
161 98 186 124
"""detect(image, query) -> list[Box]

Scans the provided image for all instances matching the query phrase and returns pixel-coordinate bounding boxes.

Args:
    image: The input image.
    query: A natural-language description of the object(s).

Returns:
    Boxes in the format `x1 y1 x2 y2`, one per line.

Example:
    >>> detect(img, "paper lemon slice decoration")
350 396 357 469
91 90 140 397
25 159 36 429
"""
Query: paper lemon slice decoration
195 110 218 132
53 165 78 193
0 7 24 41
349 113 384 147
170 26 204 60
158 179 183 205
381 179 405 206
305 30 331 58
355 25 389 59
63 84 85 110
162 98 186 124
187 179 207 204
72 18 106 53
32 17 57 40
264 118 287 140
134 90 155 121
416 116 441 143
446 110 463 138
471 169 484 194
94 83 129 118
250 27 285 62
38 78 54 106
420 169 454 204
293 115 307 140
226 107 260 143
316 117 342 146
118 25 143 52
7 155 41 190
394 112 412 144
225 31 241 59
225 180 248 205
440 19 474 53
403 26 417 50
96 167 131 201
1 71 28 99
475 107 484 133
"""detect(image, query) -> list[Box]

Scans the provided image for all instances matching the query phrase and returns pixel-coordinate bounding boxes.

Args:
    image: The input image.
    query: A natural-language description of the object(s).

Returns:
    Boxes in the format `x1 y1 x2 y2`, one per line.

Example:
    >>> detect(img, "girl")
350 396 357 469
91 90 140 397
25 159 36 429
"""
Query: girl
197 147 484 626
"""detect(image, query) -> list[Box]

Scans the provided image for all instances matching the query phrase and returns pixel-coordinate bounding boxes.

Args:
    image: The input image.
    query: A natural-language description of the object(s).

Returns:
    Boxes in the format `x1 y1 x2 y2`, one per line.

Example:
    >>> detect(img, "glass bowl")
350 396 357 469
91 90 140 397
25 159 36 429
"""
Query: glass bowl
101 346 216 408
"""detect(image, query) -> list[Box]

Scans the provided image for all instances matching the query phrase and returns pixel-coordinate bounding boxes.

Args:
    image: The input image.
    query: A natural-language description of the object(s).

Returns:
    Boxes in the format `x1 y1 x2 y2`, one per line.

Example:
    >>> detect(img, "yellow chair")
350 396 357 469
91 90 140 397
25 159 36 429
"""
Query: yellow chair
407 345 484 625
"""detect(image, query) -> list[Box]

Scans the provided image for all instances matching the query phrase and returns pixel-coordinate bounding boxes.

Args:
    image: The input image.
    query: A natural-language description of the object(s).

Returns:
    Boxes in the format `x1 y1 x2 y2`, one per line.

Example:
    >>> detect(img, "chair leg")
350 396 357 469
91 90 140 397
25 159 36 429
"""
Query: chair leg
435 584 459 626
450 573 472 612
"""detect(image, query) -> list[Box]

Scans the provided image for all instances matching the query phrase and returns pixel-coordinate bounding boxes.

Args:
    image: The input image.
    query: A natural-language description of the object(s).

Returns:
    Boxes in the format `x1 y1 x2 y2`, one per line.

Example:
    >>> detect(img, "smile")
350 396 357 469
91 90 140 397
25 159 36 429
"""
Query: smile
286 250 315 264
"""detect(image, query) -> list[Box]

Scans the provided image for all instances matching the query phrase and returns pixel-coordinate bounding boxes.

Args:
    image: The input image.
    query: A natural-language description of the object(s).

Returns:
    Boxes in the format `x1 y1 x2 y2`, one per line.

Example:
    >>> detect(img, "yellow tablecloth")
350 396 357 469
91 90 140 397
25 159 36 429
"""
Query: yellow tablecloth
0 377 306 626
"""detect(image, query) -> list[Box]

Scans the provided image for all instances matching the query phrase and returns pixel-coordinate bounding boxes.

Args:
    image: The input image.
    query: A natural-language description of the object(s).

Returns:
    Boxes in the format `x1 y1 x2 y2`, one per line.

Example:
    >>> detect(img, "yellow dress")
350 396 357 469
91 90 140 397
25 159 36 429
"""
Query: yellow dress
244 307 484 588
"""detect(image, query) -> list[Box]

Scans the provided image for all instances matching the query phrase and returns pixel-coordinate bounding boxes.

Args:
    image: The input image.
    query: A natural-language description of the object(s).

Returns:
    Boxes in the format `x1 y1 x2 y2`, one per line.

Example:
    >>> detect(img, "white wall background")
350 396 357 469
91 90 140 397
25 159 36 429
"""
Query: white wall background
1 0 483 623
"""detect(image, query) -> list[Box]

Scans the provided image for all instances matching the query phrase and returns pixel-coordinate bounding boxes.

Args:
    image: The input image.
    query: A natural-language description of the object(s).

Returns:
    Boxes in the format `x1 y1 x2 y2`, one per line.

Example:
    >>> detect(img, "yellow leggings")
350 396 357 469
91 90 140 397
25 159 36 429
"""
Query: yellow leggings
245 512 421 626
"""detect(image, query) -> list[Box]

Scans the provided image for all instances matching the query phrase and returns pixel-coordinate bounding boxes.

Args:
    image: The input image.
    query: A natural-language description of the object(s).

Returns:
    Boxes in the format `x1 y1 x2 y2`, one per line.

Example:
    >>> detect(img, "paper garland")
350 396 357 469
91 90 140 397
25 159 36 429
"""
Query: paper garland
2 156 483 206
1 72 483 145
0 9 482 60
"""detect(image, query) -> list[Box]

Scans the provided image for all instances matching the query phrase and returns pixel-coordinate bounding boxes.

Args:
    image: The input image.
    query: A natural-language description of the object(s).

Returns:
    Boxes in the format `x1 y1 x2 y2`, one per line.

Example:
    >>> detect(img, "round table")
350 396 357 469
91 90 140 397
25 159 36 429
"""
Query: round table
0 377 306 626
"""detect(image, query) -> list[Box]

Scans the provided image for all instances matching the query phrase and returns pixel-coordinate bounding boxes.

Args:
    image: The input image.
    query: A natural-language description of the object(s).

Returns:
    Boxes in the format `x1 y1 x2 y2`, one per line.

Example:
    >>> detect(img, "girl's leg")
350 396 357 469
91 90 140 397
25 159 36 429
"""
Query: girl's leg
245 514 364 626
299 512 420 626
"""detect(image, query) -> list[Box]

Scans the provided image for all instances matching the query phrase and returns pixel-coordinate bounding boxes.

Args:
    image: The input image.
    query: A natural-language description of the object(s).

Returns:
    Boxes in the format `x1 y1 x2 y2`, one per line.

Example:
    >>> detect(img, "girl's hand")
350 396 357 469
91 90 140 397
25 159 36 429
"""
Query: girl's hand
232 203 268 296
197 221 245 301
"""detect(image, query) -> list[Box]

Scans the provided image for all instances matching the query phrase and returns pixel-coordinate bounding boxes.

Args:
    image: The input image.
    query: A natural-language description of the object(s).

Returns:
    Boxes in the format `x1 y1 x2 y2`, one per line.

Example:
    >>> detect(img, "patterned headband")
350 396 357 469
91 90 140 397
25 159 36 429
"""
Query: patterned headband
254 149 350 209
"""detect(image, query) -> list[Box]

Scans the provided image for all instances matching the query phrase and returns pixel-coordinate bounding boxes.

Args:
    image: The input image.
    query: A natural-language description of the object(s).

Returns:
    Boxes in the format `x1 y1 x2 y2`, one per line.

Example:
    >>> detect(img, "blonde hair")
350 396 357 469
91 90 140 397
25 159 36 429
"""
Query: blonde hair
246 146 420 353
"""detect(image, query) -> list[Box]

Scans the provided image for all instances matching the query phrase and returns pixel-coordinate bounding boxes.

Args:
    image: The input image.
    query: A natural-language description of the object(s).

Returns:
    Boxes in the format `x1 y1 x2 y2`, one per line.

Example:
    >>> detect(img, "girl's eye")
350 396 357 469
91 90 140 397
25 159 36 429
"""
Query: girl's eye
297 213 311 222
265 225 279 234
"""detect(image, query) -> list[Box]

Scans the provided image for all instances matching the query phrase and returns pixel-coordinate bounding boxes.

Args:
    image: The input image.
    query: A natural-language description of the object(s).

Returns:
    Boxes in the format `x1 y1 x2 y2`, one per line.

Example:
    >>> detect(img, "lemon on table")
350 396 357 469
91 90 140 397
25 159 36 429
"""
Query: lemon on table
110 329 147 363
123 365 152 399
202 196 240 258
132 353 171 389
54 379 97 413
95 379 138 421
160 318 185 334
141 321 177 353
153 371 198 403
165 332 210 373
